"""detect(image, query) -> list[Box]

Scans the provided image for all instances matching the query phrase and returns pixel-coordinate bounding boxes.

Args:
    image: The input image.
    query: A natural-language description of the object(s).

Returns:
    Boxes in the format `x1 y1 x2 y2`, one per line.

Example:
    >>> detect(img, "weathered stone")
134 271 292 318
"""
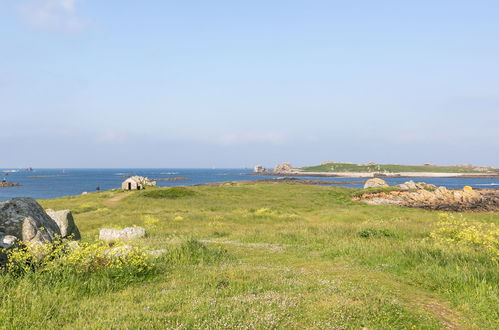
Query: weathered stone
403 181 418 190
46 209 81 240
434 187 448 199
419 189 434 201
364 178 389 189
148 249 168 257
99 226 146 241
66 240 80 251
104 245 133 257
0 233 18 249
0 197 61 246
274 162 293 173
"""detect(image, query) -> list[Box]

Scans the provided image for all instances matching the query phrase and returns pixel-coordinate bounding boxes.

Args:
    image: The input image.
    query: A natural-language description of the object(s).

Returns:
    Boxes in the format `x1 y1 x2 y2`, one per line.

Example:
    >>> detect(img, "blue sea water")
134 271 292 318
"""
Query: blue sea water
0 168 497 202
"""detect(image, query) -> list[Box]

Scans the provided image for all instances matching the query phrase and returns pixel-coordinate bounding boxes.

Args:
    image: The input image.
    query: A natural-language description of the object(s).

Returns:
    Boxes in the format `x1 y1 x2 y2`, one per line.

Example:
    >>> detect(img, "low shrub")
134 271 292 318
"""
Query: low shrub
350 187 398 198
73 204 99 214
358 227 397 238
427 213 498 261
141 187 196 199
2 240 153 277
163 239 231 265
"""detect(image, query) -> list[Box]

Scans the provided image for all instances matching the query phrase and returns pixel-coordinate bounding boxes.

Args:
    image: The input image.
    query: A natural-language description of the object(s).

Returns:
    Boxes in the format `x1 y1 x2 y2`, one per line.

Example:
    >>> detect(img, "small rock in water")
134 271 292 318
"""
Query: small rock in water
99 226 146 241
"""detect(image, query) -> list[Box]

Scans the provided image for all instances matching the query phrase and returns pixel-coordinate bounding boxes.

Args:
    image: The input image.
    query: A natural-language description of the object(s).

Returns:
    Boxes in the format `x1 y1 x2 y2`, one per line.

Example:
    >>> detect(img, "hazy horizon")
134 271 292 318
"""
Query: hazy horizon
2 1 498 168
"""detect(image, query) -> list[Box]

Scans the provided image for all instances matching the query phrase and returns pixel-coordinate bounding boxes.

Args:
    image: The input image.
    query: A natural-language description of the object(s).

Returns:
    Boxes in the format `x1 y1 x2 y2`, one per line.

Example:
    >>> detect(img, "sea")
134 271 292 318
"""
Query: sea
1 168 498 202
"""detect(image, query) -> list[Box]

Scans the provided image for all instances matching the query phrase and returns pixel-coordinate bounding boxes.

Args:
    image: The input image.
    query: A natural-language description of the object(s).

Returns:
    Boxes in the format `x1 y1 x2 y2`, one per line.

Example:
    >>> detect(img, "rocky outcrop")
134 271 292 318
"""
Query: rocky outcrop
363 178 389 189
274 162 293 173
0 182 21 187
46 209 81 240
154 177 189 182
397 180 437 191
356 186 498 211
99 226 146 241
0 197 61 246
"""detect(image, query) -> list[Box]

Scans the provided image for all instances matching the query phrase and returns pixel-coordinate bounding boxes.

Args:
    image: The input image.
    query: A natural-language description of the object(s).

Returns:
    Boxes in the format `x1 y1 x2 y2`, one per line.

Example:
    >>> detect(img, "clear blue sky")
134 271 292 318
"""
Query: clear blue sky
1 0 498 168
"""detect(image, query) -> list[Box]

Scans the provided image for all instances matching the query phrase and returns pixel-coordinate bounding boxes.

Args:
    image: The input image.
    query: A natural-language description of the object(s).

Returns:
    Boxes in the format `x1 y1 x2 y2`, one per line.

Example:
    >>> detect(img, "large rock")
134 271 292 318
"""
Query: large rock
274 162 293 173
364 178 389 189
0 197 61 246
398 180 417 190
99 226 146 241
46 209 81 240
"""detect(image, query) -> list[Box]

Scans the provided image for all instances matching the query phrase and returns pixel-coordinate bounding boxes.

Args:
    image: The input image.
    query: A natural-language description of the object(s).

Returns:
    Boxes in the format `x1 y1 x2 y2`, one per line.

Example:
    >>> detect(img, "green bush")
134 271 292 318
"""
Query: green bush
358 228 396 238
163 240 231 265
141 187 196 199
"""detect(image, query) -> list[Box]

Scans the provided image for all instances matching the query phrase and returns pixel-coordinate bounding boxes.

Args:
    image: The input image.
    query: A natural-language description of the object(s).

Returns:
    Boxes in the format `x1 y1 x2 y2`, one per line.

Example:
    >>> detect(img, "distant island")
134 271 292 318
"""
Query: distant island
253 162 499 178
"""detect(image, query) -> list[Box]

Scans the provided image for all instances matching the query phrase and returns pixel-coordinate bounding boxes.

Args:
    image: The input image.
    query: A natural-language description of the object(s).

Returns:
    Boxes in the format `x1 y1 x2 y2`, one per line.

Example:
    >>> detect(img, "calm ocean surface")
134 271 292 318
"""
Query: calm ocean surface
1 168 498 202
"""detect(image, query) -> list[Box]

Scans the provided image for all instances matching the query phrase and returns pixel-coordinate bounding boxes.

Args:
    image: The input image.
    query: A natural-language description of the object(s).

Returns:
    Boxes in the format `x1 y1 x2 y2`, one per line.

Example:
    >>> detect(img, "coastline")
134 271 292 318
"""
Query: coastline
247 171 499 179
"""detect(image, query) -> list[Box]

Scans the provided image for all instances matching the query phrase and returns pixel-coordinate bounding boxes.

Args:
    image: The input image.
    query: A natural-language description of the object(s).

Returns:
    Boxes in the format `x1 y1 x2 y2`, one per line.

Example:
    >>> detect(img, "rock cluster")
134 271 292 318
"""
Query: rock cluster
0 198 62 246
0 197 81 264
397 180 437 191
274 162 293 173
358 186 498 211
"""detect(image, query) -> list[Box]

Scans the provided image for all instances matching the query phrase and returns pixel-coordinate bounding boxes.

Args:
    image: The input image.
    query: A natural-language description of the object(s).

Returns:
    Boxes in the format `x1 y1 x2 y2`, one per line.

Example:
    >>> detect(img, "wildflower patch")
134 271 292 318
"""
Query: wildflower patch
428 213 498 261
2 240 154 276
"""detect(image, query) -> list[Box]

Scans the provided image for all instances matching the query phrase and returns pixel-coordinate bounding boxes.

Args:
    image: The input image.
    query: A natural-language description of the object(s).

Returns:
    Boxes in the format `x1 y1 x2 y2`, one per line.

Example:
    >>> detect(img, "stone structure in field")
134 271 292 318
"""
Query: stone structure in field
274 162 293 173
253 165 267 173
121 176 156 191
363 178 389 189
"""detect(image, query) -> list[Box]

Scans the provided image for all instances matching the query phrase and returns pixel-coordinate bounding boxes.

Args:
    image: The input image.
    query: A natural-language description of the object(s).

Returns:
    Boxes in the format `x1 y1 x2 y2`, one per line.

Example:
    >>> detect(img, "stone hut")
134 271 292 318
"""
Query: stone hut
121 176 156 191
253 165 267 173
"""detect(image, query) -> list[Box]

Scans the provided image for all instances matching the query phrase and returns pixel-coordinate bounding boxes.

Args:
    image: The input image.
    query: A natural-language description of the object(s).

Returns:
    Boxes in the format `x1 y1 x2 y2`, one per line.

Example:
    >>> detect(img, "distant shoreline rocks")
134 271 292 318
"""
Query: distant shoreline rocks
0 182 21 187
153 177 190 182
356 185 499 212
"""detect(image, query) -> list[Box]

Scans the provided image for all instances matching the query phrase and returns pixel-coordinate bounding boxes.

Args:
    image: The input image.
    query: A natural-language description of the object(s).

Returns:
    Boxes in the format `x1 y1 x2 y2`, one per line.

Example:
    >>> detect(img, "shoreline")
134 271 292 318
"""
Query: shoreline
247 171 499 179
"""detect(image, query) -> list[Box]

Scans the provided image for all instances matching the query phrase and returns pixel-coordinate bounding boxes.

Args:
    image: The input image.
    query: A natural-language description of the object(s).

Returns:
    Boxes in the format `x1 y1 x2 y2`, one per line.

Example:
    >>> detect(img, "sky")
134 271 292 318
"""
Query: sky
0 0 498 168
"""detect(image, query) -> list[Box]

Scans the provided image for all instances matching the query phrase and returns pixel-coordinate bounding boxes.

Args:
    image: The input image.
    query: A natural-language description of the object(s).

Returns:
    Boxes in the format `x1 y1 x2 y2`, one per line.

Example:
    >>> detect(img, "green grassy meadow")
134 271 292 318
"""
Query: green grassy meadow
301 162 498 173
1 183 498 329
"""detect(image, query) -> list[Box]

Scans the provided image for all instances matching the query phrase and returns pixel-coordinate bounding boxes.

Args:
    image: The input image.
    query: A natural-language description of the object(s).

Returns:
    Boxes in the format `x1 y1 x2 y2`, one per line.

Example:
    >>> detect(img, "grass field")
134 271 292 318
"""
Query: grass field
301 162 498 173
1 183 498 329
